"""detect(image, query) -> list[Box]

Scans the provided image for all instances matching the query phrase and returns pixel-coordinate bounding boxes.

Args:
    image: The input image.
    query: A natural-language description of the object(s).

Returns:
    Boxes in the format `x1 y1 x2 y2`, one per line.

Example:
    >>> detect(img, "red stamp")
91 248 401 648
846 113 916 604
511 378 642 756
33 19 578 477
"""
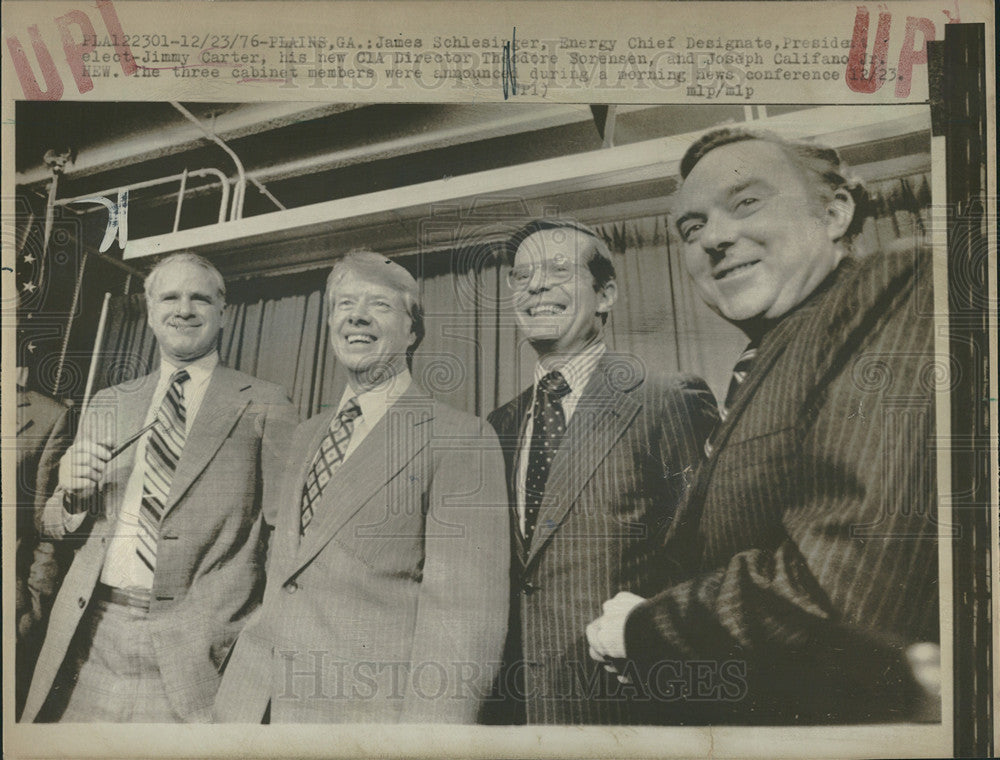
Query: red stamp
6 0 136 100
845 4 941 97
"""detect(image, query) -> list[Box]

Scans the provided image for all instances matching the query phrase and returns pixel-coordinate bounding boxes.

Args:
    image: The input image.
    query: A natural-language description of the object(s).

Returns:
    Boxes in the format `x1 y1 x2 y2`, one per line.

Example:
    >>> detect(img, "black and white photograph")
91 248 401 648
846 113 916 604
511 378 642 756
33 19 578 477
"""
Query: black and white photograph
2 2 994 759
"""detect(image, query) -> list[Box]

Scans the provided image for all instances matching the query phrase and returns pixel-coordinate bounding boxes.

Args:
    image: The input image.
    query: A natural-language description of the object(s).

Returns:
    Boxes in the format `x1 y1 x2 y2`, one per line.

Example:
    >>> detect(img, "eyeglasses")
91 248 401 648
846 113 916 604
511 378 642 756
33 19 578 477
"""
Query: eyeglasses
506 256 583 291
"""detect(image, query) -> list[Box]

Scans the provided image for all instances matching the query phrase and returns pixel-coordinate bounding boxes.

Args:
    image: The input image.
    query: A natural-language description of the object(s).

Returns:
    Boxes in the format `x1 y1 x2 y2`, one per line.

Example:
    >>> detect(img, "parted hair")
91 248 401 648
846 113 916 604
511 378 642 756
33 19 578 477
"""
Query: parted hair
325 250 425 359
680 127 870 242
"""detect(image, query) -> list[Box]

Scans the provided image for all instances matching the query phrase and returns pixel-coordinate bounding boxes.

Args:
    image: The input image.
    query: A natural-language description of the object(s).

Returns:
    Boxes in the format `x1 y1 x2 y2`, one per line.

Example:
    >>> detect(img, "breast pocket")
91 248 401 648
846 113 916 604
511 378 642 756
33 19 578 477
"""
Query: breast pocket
334 471 427 576
704 426 799 551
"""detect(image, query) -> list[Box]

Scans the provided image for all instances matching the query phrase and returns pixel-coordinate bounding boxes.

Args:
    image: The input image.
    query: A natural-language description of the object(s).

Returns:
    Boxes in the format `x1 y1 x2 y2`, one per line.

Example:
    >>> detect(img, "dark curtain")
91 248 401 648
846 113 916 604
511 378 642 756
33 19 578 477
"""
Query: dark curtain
94 170 931 419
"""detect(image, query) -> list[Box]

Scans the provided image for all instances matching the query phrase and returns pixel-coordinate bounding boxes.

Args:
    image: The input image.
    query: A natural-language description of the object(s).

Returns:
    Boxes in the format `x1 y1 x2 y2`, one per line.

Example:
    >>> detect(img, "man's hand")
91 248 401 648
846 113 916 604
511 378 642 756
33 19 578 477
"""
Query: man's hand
58 435 114 509
586 591 647 682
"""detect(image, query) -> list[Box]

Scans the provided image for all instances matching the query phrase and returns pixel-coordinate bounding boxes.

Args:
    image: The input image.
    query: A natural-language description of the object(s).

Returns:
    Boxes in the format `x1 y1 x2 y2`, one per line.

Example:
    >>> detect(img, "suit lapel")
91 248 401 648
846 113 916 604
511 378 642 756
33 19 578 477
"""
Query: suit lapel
163 367 250 518
496 389 533 570
284 407 337 537
286 385 434 580
525 358 641 569
660 310 804 561
102 372 160 483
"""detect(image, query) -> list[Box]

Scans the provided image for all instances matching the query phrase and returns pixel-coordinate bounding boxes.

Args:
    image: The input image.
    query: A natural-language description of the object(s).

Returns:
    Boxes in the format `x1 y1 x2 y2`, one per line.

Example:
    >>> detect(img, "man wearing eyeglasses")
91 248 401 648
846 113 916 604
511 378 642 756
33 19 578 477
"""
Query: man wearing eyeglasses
485 220 718 724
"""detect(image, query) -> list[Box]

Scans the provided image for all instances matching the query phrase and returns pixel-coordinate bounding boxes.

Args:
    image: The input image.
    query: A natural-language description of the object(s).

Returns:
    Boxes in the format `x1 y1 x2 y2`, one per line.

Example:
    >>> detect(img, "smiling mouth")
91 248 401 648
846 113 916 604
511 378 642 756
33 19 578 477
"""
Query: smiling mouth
526 304 567 317
345 333 377 345
714 260 761 280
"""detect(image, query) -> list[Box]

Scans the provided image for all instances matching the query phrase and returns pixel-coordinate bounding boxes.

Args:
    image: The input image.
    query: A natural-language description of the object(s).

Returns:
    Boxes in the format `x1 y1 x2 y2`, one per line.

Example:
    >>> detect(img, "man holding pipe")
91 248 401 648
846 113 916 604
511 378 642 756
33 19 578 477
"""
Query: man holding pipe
22 252 297 723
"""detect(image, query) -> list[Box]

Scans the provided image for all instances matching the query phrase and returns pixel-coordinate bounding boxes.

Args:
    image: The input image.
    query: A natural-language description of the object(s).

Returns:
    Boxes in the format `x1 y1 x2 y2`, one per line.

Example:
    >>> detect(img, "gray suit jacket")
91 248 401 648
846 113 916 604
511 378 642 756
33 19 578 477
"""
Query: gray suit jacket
215 382 510 723
22 366 297 722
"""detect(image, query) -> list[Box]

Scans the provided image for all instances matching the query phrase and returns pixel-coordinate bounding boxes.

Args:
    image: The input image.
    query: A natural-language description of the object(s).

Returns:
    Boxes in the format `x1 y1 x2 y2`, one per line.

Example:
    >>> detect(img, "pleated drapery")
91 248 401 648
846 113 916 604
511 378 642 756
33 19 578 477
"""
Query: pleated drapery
93 171 931 419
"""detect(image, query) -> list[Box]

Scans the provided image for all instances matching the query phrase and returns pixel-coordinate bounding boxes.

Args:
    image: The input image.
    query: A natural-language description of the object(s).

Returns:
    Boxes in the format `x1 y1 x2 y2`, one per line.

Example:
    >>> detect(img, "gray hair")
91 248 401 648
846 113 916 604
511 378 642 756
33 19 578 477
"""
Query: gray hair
145 252 226 302
325 250 425 359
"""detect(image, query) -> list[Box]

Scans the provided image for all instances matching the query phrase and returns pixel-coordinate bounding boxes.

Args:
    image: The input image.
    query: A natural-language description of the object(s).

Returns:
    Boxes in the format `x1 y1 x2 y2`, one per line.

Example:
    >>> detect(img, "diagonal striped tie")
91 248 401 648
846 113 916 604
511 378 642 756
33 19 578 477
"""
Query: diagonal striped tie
705 342 758 457
136 369 190 573
300 398 362 535
719 343 759 422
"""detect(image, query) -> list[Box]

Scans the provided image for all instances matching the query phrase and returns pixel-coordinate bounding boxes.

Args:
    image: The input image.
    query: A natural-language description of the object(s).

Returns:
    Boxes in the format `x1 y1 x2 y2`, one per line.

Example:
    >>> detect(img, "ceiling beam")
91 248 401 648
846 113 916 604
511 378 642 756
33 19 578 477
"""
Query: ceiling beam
16 103 365 187
122 106 930 274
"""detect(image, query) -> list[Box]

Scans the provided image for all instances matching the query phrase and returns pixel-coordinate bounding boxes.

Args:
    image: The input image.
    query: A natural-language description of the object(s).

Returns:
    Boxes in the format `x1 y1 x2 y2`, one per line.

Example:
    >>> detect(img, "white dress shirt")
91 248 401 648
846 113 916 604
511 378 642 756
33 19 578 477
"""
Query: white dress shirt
514 341 606 535
334 369 412 463
65 352 219 591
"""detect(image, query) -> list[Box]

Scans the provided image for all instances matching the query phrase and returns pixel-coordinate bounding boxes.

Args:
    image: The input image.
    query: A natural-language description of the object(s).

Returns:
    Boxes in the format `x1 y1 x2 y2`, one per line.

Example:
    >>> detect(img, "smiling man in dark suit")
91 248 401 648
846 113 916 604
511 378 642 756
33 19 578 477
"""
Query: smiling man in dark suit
215 251 509 723
587 128 940 723
486 220 718 724
23 252 297 723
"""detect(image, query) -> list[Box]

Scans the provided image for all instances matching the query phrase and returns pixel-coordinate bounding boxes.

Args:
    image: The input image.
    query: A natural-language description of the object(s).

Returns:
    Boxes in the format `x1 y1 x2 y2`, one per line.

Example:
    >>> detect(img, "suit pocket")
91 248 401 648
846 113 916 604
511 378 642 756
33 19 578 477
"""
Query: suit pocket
334 469 427 573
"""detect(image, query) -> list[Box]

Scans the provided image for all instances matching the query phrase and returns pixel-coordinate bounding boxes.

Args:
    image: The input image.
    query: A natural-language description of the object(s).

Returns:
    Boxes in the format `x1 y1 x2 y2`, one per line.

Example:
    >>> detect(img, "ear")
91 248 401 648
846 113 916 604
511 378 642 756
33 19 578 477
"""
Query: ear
596 279 618 315
825 187 856 242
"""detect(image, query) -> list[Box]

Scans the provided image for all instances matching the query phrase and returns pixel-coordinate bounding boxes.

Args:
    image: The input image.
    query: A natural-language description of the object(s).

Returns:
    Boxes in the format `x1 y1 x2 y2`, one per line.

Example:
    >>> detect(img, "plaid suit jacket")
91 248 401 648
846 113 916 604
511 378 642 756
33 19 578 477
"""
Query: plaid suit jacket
214 383 510 724
22 366 297 723
625 247 940 723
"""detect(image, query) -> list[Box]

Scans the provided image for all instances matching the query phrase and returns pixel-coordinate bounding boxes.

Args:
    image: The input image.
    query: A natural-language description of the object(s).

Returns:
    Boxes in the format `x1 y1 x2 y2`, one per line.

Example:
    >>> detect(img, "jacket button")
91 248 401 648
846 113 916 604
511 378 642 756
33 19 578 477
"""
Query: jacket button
284 581 298 593
521 581 540 595
78 597 87 608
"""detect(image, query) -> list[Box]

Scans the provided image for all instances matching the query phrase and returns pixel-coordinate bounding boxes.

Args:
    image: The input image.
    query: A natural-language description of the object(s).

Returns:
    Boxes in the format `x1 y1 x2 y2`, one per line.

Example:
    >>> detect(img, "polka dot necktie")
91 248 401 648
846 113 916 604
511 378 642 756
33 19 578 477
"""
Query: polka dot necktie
523 370 571 544
300 398 362 535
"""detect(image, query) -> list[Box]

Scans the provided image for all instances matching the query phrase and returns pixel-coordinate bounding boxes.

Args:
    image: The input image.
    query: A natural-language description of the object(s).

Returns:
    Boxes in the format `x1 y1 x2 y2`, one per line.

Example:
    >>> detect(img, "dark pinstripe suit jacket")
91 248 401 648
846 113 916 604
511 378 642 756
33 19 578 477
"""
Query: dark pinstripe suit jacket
487 353 718 724
625 247 939 724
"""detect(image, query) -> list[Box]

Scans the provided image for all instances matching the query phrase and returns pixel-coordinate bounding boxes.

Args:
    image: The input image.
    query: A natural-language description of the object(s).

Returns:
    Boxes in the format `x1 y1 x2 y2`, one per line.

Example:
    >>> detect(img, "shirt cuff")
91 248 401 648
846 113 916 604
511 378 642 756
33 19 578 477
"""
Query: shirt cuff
63 509 87 533
59 490 89 533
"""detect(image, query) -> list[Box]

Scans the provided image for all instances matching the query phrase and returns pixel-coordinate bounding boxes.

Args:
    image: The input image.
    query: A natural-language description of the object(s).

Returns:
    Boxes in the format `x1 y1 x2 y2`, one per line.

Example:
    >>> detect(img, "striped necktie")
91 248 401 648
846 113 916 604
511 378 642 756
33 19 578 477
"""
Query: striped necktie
136 368 190 573
300 398 362 535
719 342 759 422
705 343 758 457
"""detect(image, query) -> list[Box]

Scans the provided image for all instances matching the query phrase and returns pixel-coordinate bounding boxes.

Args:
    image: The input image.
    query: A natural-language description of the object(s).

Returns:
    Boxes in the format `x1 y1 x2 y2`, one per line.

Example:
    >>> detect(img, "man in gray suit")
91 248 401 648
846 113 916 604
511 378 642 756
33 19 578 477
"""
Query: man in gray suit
486 220 718 724
23 252 297 723
215 252 509 723
587 129 940 723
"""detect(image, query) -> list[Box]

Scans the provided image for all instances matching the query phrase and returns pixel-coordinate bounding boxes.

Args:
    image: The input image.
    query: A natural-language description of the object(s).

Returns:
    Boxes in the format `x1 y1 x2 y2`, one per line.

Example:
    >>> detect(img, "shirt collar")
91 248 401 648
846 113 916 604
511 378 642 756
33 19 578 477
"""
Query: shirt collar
532 341 606 397
160 351 219 387
340 369 412 421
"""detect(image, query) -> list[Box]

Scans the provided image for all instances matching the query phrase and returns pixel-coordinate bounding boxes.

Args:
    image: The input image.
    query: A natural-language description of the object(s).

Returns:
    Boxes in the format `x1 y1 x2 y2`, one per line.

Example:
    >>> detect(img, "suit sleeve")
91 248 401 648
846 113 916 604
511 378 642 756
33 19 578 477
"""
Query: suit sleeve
624 333 934 720
401 422 511 724
36 402 102 541
258 389 299 528
653 376 718 535
26 405 78 612
623 526 927 719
